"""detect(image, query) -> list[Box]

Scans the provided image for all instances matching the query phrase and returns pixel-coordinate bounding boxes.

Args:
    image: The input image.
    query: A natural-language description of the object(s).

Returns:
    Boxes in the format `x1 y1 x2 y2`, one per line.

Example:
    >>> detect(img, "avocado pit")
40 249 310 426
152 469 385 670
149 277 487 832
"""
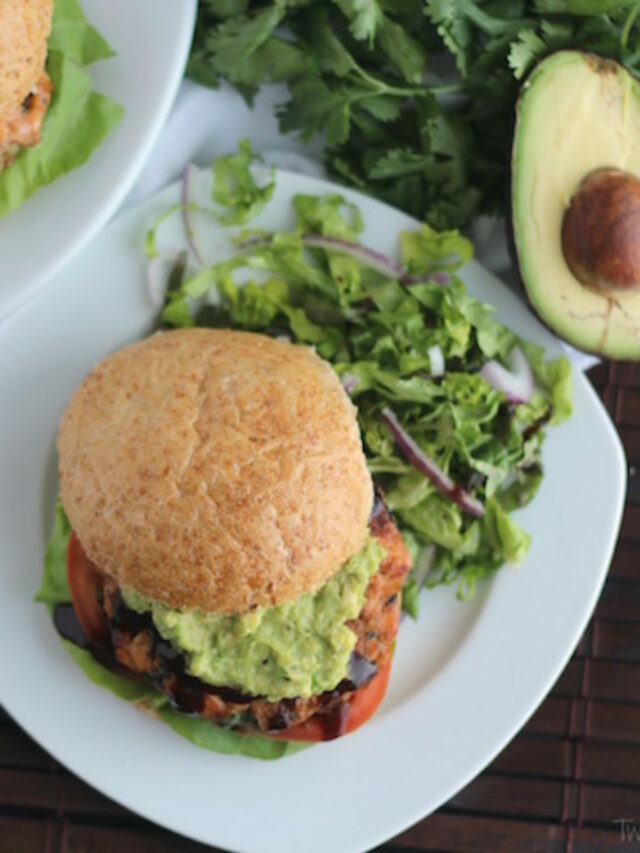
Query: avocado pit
562 168 640 293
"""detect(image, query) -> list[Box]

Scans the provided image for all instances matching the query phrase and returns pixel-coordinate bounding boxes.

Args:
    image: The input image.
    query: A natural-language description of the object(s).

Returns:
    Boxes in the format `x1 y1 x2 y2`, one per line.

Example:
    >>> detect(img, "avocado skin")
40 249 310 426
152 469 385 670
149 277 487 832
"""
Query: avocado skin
510 50 640 361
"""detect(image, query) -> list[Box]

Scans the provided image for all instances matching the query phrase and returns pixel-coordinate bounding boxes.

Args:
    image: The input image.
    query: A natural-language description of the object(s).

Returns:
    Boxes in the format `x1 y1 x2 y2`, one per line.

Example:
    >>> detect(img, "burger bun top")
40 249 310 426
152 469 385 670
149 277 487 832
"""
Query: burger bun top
58 329 374 615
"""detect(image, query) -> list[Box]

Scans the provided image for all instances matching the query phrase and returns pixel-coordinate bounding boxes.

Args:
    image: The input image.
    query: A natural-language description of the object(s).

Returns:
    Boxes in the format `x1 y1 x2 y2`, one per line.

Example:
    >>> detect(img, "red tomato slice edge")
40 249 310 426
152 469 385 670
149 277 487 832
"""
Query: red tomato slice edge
67 530 109 646
268 661 392 743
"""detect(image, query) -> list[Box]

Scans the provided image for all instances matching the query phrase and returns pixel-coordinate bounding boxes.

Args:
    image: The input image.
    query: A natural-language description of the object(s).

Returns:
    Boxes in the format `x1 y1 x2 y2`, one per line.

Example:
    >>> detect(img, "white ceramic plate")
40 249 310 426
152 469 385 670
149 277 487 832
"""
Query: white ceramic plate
0 170 626 853
0 0 196 322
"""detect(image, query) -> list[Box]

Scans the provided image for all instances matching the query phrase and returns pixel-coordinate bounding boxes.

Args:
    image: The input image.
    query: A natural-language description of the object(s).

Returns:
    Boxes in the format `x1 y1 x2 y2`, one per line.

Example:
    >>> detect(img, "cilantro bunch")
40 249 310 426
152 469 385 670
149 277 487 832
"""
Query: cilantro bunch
188 0 640 230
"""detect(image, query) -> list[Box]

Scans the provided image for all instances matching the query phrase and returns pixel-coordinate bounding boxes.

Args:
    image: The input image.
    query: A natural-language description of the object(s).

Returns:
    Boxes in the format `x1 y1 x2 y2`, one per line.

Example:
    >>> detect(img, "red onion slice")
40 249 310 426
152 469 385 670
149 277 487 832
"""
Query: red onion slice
302 233 404 279
236 232 453 289
181 163 205 267
341 372 360 395
381 407 485 518
427 345 445 377
479 346 534 404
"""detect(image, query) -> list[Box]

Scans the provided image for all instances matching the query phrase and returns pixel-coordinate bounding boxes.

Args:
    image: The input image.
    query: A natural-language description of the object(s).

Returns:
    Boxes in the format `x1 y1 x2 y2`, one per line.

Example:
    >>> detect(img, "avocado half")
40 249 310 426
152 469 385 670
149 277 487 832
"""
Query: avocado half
512 51 640 359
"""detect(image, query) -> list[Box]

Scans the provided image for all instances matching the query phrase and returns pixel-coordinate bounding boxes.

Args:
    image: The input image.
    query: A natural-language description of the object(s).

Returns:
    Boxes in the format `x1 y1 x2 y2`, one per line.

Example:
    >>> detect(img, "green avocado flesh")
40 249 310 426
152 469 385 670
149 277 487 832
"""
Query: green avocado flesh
122 536 384 702
512 51 640 359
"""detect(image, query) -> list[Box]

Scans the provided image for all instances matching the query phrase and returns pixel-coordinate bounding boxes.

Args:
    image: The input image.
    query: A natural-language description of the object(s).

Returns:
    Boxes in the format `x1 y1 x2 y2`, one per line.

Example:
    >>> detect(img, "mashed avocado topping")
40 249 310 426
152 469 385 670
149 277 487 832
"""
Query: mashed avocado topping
122 536 384 702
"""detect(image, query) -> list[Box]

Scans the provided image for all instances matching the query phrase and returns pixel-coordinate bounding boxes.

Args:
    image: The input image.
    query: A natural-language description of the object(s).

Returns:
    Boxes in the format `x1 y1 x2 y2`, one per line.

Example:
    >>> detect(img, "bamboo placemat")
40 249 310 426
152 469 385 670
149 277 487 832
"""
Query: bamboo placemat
1 363 637 853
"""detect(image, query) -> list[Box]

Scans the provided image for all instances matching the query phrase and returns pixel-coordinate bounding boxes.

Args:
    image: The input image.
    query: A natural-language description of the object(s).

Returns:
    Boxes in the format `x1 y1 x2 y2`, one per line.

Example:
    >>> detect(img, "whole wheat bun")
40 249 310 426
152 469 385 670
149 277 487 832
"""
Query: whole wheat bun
0 0 53 117
58 329 374 615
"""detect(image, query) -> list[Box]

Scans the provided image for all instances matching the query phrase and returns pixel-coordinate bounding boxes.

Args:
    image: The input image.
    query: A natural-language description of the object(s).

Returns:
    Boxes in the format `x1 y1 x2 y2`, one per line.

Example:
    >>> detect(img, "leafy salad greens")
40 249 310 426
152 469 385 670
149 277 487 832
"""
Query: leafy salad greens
188 0 640 229
0 0 123 216
148 141 573 609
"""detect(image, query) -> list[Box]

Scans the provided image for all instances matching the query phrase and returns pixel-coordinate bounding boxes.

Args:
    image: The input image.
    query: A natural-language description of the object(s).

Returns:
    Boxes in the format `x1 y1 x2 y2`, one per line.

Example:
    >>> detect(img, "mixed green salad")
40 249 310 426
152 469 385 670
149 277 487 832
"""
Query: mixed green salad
149 141 573 611
0 0 123 216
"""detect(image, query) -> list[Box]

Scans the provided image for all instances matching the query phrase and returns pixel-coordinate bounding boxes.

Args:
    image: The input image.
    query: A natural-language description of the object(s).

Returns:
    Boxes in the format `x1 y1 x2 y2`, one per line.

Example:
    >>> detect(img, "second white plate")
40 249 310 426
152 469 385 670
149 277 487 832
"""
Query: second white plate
0 0 196 322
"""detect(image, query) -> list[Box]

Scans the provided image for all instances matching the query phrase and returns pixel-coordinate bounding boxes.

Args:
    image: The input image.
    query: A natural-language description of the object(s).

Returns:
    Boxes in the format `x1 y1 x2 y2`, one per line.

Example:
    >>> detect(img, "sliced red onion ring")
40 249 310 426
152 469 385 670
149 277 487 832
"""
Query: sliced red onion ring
341 372 360 395
235 232 454 290
427 345 445 377
181 163 205 267
146 252 180 306
479 346 534 404
381 407 485 518
302 233 404 279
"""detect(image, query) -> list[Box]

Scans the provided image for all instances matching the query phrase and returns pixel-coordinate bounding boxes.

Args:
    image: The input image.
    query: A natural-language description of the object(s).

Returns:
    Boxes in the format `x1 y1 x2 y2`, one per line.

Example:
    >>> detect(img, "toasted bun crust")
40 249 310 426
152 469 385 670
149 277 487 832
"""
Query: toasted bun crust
58 329 373 615
0 0 53 117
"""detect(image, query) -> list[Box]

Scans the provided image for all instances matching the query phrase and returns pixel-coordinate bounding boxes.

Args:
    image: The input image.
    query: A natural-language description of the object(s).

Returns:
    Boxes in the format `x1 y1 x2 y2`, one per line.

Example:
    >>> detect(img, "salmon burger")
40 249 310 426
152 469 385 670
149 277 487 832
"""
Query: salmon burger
56 329 411 741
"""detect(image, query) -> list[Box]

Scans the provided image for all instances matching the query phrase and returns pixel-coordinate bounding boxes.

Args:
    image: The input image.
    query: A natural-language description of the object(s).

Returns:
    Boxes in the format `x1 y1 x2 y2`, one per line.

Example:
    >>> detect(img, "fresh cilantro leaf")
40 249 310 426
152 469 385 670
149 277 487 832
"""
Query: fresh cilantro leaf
367 149 429 179
278 76 354 144
508 29 547 79
376 14 427 83
357 96 404 122
203 5 286 89
297 6 357 77
332 0 384 42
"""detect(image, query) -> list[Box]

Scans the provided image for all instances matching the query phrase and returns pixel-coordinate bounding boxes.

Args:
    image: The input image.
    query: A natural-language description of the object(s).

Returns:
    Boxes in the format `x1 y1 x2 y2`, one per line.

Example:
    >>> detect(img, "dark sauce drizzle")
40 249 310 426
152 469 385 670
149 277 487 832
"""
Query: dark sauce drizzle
522 407 553 441
55 590 379 740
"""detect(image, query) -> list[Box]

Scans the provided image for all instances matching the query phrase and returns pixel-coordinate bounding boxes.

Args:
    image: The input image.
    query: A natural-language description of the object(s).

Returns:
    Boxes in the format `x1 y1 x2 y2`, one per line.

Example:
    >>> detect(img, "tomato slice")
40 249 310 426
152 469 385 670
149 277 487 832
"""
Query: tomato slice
67 531 109 647
269 661 392 743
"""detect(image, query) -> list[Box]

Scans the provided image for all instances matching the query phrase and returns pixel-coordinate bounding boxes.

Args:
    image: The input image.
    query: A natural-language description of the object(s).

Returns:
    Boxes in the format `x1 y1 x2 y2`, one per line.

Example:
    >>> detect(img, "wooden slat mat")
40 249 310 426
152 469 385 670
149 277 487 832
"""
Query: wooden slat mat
1 363 637 853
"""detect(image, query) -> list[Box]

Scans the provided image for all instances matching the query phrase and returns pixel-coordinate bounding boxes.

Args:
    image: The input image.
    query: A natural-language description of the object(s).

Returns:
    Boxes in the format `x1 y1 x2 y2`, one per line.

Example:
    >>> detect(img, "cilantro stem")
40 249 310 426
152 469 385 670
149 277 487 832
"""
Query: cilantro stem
354 64 430 98
621 0 640 52
430 84 466 96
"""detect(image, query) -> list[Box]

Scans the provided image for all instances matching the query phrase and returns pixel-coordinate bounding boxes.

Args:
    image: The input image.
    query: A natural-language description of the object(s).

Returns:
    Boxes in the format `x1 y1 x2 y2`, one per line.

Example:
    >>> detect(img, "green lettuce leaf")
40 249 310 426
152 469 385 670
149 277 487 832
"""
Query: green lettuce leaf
0 1 123 217
157 706 307 759
484 497 531 567
212 138 275 224
48 0 116 66
400 224 473 274
293 193 363 239
63 642 165 705
522 343 573 424
63 643 305 758
0 50 123 216
35 500 71 608
64 636 305 758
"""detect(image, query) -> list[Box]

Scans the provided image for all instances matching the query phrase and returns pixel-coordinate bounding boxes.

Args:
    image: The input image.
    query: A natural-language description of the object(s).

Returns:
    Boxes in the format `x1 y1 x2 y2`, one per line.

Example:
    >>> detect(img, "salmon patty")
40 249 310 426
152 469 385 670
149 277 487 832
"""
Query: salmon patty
98 492 411 736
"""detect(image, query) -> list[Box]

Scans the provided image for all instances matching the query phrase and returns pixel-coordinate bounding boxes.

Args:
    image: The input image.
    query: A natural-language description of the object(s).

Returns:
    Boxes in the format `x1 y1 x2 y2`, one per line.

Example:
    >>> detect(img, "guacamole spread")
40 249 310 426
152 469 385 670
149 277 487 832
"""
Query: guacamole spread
122 536 384 701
